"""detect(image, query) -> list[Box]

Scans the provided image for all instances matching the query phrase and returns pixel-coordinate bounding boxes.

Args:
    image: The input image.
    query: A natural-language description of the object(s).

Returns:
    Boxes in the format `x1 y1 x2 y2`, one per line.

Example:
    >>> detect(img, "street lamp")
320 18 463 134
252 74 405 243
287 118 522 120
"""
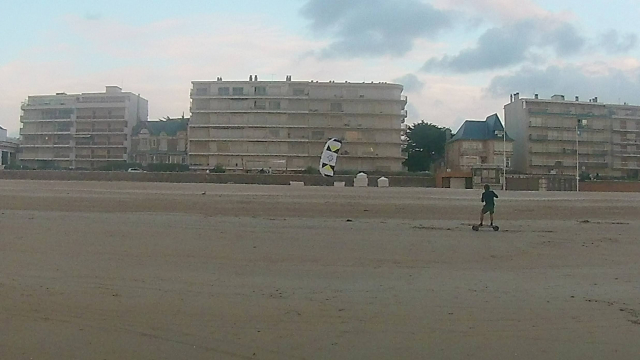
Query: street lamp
495 129 506 190
576 119 585 192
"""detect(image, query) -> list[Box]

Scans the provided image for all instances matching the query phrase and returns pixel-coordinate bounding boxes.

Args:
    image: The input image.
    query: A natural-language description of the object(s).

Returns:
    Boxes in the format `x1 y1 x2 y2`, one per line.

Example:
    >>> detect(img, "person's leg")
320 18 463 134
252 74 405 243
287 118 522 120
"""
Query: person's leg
490 212 494 225
480 208 485 225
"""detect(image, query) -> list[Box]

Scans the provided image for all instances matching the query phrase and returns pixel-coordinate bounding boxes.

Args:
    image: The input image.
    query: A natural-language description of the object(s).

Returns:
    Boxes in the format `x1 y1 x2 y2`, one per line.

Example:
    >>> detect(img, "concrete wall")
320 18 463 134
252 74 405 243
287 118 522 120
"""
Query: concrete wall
505 175 576 191
581 181 640 192
0 170 435 187
504 97 529 174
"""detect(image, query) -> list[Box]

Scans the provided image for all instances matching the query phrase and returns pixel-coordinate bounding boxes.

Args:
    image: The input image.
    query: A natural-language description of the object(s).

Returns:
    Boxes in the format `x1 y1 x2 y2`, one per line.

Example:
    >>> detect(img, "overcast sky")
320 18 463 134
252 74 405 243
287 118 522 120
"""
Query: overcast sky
2 0 639 136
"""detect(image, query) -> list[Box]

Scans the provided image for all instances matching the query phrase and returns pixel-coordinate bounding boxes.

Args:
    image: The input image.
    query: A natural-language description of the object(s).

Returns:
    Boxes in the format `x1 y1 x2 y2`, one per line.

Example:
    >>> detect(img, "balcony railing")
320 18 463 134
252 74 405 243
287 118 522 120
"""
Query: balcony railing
75 142 125 147
75 115 126 120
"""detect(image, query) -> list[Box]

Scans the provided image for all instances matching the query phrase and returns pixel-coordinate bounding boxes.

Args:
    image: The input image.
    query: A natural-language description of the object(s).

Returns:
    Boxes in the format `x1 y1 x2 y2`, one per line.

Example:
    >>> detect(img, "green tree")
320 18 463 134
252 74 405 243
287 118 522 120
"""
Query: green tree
403 121 450 172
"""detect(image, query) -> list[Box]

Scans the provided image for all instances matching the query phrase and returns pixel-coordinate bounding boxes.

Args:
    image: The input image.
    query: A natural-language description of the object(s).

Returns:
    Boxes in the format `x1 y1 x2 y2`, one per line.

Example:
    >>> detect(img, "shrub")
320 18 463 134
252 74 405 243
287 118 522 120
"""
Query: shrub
97 162 142 171
208 164 226 173
145 163 190 172
302 166 317 174
3 163 32 170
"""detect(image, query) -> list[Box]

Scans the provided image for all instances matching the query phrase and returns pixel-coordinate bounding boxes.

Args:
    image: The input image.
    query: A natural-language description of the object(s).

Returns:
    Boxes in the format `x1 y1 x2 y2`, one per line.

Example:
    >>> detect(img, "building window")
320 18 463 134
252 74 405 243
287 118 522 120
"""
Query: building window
150 138 157 148
195 87 208 95
232 87 244 95
293 88 305 96
269 101 281 110
159 139 168 151
330 102 343 112
254 100 266 110
255 87 267 95
140 139 149 150
621 120 627 129
311 130 325 140
218 87 230 95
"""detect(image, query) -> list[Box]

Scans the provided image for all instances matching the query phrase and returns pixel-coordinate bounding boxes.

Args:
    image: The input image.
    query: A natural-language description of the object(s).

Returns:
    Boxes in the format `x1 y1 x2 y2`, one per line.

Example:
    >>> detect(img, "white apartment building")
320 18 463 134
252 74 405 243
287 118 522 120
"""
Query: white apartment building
189 77 407 172
20 86 148 169
505 93 640 177
1 125 19 167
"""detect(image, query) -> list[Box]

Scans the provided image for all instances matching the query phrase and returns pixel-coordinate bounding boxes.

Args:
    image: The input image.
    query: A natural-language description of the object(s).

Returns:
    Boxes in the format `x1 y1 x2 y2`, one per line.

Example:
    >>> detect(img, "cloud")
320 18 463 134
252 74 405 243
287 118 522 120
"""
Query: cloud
0 14 424 135
422 18 585 73
599 30 638 54
393 73 425 92
486 63 640 105
301 0 455 57
434 0 554 23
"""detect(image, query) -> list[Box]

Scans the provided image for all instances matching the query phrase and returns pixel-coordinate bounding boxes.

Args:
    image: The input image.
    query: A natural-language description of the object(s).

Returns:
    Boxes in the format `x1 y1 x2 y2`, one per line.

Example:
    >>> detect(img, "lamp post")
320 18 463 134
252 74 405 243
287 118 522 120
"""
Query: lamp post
495 129 506 190
502 115 508 190
576 119 584 192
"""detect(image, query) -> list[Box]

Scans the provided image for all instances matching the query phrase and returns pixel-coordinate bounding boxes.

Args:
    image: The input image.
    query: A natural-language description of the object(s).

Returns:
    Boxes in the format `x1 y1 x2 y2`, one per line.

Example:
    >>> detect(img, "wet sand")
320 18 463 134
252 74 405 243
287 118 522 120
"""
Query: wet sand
1 180 639 359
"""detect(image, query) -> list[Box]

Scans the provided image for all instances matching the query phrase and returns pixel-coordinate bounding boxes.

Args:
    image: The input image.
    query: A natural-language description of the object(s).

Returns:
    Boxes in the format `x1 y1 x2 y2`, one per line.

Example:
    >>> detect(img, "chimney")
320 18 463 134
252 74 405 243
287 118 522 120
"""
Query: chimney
593 97 598 103
514 93 520 100
255 75 258 81
534 93 539 99
575 96 579 102
445 128 452 141
106 86 122 94
510 94 513 102
249 75 253 81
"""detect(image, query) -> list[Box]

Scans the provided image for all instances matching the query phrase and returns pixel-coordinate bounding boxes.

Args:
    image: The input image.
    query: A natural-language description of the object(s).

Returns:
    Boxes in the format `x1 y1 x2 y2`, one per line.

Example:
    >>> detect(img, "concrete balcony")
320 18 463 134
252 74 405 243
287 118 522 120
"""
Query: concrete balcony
20 117 72 122
20 143 72 148
21 103 73 110
75 115 126 120
75 129 126 134
19 156 71 161
613 139 640 145
614 150 640 157
191 108 405 116
75 142 126 147
75 154 127 160
20 130 71 135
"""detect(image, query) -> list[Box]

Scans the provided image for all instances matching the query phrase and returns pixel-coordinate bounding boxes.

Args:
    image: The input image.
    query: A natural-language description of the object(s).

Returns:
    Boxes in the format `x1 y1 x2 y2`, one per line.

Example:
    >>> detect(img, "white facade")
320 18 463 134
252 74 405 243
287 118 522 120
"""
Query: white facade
505 93 640 177
20 86 148 169
189 79 407 172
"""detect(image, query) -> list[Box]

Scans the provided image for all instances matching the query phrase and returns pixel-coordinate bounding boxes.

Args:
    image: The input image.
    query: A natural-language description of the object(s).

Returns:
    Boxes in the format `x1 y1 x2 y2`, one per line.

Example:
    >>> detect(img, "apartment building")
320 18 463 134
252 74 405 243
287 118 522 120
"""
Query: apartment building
505 93 640 177
189 77 407 172
0 125 19 167
20 86 148 169
130 118 189 165
446 114 513 171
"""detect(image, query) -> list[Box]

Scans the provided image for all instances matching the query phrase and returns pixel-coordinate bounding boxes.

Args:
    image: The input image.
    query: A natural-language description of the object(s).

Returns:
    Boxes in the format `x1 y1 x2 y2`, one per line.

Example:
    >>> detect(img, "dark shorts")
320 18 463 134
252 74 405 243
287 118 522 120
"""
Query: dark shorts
482 205 495 214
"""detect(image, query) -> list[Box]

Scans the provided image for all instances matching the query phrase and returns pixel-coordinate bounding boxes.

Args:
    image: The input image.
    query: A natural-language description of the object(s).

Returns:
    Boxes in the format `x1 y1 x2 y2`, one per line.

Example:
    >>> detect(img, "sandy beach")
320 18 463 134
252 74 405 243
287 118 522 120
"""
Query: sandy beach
1 180 639 359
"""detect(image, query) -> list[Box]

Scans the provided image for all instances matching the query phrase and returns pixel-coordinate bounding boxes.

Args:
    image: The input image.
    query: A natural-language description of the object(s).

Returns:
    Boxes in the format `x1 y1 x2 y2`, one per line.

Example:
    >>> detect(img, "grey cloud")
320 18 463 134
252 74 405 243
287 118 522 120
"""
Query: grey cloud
393 73 425 92
406 102 421 122
423 19 586 73
486 65 640 105
301 0 455 57
599 30 638 53
548 22 586 56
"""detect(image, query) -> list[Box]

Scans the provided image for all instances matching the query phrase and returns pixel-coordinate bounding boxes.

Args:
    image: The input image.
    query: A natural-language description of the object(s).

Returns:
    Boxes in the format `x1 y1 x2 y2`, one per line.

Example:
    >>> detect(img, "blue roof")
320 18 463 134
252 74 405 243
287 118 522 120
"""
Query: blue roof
450 114 513 142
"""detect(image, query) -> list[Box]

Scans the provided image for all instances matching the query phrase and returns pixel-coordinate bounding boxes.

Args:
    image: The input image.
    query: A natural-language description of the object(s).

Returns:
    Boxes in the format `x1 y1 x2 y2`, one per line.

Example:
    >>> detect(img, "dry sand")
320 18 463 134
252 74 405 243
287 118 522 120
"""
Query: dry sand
0 180 639 359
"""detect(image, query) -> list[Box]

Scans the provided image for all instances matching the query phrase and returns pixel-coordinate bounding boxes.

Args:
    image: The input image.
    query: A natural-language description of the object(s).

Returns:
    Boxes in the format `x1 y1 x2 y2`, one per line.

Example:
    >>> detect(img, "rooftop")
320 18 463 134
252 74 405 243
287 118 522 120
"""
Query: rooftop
450 114 513 142
133 118 189 137
193 77 403 88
